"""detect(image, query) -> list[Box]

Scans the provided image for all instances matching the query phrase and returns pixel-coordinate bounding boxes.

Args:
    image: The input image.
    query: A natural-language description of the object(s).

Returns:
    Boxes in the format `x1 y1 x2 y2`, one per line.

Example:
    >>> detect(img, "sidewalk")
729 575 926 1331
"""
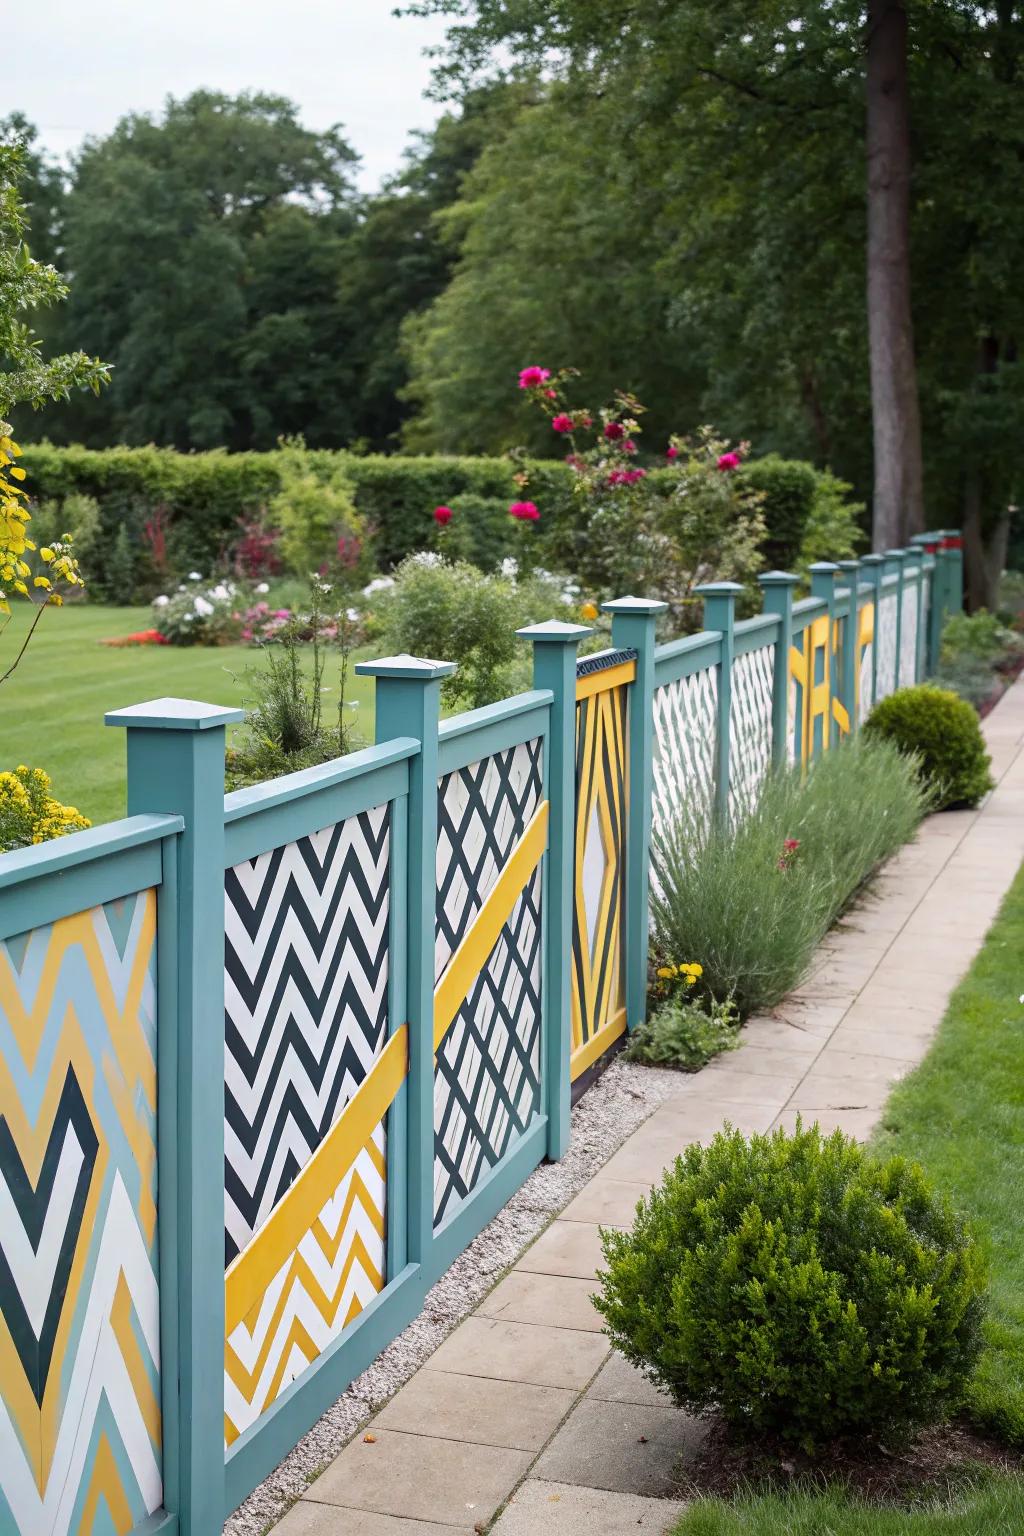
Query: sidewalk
275 676 1024 1536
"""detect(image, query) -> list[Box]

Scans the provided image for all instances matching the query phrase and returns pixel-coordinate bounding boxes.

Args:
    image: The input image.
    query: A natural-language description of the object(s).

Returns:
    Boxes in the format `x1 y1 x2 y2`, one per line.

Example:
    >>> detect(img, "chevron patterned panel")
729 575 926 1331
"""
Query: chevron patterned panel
0 891 162 1536
224 1118 386 1444
651 665 718 848
729 644 774 822
899 583 920 688
224 805 390 1267
876 592 899 702
434 740 543 1225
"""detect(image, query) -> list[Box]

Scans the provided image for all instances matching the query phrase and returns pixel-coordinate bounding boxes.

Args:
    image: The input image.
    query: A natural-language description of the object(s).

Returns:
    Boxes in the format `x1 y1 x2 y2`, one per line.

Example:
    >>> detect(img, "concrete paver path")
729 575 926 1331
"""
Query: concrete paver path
276 677 1024 1536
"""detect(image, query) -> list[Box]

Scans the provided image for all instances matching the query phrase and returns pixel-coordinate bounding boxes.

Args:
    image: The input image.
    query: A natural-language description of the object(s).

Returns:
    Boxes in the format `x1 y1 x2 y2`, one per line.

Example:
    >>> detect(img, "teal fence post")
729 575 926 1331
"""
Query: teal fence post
808 562 839 750
902 545 924 681
758 570 798 770
911 533 942 675
603 596 667 1036
518 619 591 1160
836 558 861 731
860 553 885 707
696 581 743 824
356 655 455 1278
887 548 909 693
945 529 965 616
106 696 243 1536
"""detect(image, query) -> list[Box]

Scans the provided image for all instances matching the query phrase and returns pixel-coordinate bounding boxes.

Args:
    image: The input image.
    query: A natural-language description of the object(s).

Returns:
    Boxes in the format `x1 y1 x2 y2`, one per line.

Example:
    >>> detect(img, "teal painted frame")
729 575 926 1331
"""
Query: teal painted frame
652 630 721 688
0 818 177 938
438 690 553 775
759 571 798 770
733 612 782 657
696 583 742 824
605 598 665 1034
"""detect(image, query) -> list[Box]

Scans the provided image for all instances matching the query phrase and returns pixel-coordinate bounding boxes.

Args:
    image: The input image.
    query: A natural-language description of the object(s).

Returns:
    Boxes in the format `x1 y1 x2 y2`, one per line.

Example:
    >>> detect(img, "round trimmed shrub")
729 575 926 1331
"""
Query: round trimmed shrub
863 684 994 810
595 1124 987 1449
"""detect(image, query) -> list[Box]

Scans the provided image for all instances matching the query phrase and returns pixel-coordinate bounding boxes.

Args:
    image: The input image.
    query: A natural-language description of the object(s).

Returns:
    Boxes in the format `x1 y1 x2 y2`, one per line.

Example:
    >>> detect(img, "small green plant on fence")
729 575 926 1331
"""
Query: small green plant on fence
596 1123 988 1450
225 578 360 789
864 685 994 810
652 740 929 1018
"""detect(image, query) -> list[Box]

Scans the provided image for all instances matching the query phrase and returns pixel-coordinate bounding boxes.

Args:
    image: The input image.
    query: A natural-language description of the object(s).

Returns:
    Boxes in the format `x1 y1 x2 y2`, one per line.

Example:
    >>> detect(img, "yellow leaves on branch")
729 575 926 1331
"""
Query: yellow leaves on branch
0 423 84 618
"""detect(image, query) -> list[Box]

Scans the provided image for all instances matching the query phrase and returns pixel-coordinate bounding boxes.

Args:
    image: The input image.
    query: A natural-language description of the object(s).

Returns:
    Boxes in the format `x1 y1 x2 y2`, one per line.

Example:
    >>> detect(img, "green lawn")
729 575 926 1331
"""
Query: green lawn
0 604 377 825
673 862 1024 1534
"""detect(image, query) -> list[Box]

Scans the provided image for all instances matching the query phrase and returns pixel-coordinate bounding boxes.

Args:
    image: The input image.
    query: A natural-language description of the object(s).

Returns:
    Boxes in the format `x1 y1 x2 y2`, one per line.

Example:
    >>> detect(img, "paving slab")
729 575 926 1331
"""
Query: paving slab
532 1397 708 1498
304 1429 530 1528
279 1505 475 1536
517 1221 614 1279
489 1479 684 1535
423 1316 610 1390
476 1270 604 1332
586 1352 672 1408
373 1368 577 1452
560 1178 651 1226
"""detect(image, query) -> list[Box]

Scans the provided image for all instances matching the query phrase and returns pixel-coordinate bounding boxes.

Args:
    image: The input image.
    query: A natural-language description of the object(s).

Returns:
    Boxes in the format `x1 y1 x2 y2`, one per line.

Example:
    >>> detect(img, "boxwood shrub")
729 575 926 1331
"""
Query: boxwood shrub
596 1123 987 1449
864 685 994 810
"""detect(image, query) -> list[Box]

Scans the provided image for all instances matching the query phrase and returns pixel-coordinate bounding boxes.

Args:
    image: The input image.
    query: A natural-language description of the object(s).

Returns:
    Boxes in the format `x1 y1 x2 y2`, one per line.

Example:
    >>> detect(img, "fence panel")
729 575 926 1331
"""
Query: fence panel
875 583 900 702
434 736 545 1223
569 650 635 1085
651 655 719 847
0 821 175 1536
729 642 775 820
899 578 920 689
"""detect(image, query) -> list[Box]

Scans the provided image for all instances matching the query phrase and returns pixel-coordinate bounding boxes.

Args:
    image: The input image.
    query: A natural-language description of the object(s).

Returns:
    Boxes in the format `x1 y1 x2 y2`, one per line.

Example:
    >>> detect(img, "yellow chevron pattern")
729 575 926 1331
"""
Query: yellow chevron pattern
0 891 162 1536
224 1029 407 1443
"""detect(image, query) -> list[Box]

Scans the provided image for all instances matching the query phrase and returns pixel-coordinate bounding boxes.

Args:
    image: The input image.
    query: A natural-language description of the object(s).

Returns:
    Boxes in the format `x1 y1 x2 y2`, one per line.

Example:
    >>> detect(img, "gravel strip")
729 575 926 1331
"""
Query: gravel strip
225 1056 679 1536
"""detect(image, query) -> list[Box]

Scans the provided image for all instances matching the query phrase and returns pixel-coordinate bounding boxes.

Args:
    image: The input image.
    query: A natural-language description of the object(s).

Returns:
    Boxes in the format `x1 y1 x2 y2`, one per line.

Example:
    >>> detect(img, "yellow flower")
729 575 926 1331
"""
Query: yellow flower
580 601 600 621
656 966 675 979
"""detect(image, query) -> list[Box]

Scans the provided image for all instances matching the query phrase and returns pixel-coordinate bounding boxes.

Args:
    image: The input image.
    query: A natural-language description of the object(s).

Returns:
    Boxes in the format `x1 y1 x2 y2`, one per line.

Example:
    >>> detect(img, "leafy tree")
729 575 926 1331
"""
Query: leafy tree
47 92 360 450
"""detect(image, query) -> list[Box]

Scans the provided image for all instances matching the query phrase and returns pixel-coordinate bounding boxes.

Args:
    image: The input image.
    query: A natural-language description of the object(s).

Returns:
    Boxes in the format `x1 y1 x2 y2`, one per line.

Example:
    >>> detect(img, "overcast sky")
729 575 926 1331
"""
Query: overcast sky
10 1 452 189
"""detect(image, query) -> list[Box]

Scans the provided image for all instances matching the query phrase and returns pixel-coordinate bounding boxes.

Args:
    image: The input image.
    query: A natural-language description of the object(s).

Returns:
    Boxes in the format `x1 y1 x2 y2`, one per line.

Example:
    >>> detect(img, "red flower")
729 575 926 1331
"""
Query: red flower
434 505 453 525
666 445 679 461
623 438 637 455
783 839 800 852
545 388 558 399
717 451 741 472
509 500 540 522
551 413 574 433
604 421 625 441
518 365 551 390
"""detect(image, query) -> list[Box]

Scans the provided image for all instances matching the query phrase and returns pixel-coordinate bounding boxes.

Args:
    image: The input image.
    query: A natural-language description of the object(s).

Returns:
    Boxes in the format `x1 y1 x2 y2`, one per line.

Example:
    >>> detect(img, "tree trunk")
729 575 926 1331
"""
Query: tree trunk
866 0 925 550
962 333 1009 611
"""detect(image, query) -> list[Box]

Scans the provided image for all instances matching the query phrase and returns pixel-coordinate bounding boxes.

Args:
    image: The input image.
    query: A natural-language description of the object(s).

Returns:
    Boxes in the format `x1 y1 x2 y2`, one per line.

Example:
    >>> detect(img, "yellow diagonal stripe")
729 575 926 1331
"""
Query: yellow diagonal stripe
575 658 636 701
225 1027 407 1334
433 800 549 1050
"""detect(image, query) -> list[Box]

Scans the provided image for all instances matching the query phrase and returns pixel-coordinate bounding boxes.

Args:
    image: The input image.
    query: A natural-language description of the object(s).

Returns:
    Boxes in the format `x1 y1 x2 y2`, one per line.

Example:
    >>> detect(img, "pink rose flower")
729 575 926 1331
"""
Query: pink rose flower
666 445 679 461
623 438 637 455
717 451 741 472
509 500 540 522
604 421 625 441
518 366 551 390
434 505 453 525
551 413 574 433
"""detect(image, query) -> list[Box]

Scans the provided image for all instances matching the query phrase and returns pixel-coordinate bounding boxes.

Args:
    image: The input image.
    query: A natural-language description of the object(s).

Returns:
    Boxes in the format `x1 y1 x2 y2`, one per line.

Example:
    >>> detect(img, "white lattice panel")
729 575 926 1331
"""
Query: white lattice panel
859 640 875 721
652 665 718 848
729 644 774 822
875 592 899 702
899 584 919 688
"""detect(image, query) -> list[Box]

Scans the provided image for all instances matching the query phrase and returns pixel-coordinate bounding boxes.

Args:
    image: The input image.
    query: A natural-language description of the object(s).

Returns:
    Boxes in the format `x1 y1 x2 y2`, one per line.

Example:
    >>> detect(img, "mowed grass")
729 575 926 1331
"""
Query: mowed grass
672 862 1024 1534
0 604 377 825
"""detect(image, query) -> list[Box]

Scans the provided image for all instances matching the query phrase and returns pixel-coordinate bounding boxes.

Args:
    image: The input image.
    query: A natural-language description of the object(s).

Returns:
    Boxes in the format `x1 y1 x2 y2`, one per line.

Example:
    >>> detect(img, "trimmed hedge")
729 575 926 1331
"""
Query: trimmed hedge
21 440 858 597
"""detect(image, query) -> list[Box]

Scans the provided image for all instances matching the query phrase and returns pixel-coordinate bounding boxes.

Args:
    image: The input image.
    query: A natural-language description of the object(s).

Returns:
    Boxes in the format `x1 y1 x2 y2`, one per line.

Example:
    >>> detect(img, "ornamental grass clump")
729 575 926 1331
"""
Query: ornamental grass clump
864 685 994 810
652 738 929 1018
596 1123 987 1451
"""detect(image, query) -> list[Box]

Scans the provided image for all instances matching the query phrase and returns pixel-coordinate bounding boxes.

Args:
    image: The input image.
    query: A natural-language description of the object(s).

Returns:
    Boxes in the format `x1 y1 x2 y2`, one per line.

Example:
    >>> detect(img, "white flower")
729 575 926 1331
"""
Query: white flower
255 582 270 595
188 571 202 582
210 584 230 602
559 590 575 606
153 594 169 607
347 607 360 622
193 596 214 617
499 557 519 579
363 576 396 597
411 551 442 568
